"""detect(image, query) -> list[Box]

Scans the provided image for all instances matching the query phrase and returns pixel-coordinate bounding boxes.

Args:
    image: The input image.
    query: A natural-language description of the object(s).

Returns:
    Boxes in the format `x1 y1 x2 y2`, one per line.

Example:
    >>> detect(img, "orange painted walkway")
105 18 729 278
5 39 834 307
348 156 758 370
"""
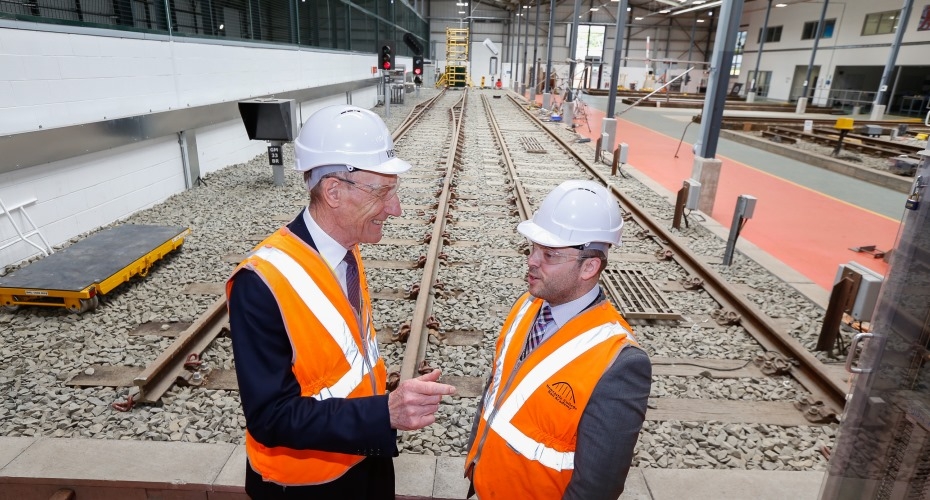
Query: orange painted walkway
526 91 899 292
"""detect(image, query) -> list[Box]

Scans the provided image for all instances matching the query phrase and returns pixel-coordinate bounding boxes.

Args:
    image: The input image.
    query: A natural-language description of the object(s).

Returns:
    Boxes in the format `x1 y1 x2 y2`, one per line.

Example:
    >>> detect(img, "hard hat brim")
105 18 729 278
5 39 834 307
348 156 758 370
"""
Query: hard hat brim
517 219 578 247
367 156 413 175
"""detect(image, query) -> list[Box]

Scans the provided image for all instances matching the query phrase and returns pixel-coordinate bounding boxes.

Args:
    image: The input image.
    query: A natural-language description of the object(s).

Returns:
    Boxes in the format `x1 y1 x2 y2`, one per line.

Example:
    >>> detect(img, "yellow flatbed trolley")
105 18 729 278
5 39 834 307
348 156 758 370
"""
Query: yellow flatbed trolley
0 225 191 314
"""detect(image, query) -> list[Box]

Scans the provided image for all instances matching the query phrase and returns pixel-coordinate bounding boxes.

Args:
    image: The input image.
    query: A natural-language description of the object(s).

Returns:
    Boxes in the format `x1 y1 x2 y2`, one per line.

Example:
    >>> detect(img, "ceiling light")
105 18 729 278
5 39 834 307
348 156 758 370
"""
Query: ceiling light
634 16 643 19
590 7 599 11
455 1 467 5
696 19 704 22
459 11 466 14
660 9 671 13
627 6 631 10
669 0 721 15
693 0 705 3
775 2 786 6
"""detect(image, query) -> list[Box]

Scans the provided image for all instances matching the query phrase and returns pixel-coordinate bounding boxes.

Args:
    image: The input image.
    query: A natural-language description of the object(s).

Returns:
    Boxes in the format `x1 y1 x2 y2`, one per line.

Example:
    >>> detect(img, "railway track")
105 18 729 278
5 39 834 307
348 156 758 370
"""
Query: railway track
3 87 846 475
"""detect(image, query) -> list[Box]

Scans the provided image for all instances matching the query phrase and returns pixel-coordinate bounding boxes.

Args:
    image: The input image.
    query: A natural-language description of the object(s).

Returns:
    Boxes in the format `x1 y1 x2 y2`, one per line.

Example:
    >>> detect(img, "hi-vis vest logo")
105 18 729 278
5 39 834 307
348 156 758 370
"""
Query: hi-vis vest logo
386 148 395 158
546 381 577 410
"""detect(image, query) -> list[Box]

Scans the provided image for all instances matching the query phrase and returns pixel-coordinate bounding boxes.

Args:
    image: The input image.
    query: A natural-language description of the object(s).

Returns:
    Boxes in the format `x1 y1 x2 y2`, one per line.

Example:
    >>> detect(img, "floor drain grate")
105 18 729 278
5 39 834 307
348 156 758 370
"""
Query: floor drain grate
520 137 547 153
601 268 681 321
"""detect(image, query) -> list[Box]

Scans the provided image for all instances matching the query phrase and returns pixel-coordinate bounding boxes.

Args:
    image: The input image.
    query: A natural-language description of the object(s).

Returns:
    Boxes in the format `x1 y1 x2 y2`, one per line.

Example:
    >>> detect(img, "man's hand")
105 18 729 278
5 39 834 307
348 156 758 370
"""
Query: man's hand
388 369 456 431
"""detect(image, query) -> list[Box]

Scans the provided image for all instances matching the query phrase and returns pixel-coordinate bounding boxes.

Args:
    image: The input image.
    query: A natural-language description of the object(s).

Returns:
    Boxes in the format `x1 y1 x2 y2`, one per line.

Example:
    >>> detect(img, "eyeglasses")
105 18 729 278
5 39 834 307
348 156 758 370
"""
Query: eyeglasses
334 176 400 201
529 243 587 266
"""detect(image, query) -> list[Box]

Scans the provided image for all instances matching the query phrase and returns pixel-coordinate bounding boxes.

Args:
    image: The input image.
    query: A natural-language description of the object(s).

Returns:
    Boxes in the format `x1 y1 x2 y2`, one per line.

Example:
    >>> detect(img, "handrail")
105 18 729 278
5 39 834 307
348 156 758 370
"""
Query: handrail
615 67 695 117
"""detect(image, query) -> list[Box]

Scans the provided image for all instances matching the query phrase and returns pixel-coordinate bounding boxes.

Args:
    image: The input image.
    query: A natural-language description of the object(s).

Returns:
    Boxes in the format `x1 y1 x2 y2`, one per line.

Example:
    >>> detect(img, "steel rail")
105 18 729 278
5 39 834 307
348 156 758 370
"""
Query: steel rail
481 94 533 221
130 90 452 402
505 95 847 414
393 89 447 142
133 296 229 403
398 91 469 382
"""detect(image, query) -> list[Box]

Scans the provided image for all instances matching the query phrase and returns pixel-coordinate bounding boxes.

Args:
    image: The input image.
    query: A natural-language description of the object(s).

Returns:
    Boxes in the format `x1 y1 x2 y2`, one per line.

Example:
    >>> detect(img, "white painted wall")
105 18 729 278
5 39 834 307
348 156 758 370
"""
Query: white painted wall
0 137 185 267
0 24 383 269
740 1 930 103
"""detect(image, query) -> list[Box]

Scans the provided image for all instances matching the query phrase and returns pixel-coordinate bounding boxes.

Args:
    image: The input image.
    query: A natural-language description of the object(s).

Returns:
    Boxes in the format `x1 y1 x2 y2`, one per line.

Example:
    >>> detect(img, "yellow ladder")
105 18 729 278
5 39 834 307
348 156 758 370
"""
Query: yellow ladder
445 27 470 87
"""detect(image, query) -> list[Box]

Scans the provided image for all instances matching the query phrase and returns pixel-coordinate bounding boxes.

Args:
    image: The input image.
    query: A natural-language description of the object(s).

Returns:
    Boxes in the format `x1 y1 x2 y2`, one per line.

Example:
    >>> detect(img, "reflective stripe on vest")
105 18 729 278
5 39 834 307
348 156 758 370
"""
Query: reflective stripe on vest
483 320 626 471
252 246 377 400
482 297 533 411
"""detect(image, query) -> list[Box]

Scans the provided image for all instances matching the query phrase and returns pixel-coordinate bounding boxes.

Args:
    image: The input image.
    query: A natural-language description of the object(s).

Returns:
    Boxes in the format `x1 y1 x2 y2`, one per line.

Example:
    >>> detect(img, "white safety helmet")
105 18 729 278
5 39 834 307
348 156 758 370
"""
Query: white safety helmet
517 180 623 249
294 105 411 187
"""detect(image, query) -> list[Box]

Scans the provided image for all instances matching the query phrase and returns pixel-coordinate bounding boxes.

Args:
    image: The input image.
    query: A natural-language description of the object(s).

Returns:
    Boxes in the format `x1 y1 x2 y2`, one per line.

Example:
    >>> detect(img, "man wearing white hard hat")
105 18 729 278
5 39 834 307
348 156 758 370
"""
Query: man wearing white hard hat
227 105 455 499
465 180 652 499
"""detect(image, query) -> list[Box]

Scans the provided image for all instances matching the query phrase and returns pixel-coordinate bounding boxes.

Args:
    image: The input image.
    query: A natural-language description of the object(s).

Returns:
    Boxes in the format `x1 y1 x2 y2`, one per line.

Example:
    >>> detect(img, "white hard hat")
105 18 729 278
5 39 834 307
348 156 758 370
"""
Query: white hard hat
517 180 623 248
294 105 412 178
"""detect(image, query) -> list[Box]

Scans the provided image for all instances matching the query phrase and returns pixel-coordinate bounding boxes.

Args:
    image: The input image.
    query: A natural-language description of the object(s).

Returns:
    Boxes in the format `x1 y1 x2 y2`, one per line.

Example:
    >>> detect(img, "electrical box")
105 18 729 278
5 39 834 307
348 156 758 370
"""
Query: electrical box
834 262 884 322
683 178 701 210
864 125 882 137
834 118 855 130
618 143 629 164
238 99 299 142
739 194 757 219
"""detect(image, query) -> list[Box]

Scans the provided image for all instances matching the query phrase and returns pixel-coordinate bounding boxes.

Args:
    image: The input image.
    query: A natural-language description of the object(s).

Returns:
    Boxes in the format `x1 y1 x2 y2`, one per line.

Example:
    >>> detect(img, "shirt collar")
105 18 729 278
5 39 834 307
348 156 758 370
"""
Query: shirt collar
302 207 351 269
543 285 602 331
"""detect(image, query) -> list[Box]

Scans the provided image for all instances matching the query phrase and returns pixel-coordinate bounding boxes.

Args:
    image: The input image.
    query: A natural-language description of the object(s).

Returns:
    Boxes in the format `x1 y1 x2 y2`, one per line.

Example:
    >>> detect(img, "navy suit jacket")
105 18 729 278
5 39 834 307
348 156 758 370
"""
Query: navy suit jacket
228 212 398 494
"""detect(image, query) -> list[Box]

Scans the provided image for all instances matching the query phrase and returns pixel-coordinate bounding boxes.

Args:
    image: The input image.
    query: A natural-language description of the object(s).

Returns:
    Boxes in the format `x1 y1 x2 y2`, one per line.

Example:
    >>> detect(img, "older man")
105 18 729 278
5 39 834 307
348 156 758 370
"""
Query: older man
228 104 455 499
465 180 652 499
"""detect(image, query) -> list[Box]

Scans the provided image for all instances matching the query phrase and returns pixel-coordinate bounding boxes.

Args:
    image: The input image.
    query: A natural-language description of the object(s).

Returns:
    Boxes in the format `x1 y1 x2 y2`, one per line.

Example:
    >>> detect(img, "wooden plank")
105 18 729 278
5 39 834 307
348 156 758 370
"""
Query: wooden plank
650 357 764 378
646 398 821 426
181 283 225 295
449 240 481 247
363 259 419 270
442 376 485 398
66 365 140 387
373 238 421 246
611 252 661 263
386 218 429 226
443 329 483 346
203 368 239 390
128 321 193 337
487 249 523 257
222 254 246 264
371 289 410 301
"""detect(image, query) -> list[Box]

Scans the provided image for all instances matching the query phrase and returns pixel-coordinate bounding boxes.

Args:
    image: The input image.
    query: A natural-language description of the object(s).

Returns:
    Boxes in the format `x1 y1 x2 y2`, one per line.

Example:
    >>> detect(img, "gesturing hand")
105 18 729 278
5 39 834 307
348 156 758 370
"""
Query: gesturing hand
388 369 457 431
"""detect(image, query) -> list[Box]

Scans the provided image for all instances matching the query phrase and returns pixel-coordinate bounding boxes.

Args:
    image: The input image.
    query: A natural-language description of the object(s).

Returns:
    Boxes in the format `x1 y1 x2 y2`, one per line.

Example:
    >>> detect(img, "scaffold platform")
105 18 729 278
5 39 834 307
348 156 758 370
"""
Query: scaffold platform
0 225 191 313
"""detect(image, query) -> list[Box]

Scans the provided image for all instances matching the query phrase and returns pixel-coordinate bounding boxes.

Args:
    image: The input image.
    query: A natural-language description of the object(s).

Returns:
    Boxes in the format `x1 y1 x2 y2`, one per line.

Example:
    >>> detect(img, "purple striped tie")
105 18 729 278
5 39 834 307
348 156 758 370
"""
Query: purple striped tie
343 251 360 314
520 304 553 360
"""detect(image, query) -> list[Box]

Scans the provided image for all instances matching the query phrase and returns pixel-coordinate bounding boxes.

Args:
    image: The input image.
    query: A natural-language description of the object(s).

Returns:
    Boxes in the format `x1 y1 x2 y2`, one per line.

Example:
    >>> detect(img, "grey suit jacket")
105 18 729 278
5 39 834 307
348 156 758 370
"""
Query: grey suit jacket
468 335 652 500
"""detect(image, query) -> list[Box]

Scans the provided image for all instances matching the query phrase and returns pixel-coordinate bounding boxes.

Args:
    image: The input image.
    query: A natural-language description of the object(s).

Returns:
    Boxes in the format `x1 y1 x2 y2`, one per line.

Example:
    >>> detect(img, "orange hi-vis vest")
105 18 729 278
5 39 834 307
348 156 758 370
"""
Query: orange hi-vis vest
465 292 638 499
226 227 386 486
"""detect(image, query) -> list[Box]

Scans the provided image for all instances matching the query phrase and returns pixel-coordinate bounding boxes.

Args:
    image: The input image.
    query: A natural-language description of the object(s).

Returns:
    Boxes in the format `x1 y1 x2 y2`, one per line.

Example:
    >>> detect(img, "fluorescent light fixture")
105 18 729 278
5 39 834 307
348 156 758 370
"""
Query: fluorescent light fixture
590 7 599 11
660 9 671 13
455 1 467 5
523 4 530 7
697 18 704 22
693 0 705 3
459 10 466 14
627 6 631 10
774 2 786 6
634 16 643 19
670 0 721 15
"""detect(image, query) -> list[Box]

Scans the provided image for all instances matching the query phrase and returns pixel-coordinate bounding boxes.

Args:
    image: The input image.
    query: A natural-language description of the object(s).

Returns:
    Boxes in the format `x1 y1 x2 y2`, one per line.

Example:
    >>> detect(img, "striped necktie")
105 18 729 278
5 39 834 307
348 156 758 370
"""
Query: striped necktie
520 304 553 360
343 250 360 314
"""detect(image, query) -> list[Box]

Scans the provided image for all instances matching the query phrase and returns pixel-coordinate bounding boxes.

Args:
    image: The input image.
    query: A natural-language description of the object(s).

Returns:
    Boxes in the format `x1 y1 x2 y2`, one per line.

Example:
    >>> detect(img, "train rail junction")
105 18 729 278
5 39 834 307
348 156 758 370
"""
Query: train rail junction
0 87 920 498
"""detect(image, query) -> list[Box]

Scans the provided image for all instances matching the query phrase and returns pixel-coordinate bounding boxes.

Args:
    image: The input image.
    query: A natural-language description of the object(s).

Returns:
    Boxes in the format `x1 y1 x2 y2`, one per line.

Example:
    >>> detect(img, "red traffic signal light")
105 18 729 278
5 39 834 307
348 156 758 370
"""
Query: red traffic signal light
413 55 424 76
380 44 393 70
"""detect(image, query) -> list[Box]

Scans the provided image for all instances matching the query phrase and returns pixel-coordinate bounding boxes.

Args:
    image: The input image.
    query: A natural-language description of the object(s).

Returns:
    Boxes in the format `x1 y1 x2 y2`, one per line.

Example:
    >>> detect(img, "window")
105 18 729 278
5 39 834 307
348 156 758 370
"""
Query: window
747 70 772 97
801 19 835 39
862 10 900 35
574 24 606 60
757 25 782 43
731 30 746 76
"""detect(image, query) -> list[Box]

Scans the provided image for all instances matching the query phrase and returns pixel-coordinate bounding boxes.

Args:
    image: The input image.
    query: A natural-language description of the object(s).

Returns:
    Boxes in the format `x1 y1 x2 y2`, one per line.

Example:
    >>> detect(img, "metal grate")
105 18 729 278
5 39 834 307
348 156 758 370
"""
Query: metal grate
601 268 681 320
520 137 547 153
